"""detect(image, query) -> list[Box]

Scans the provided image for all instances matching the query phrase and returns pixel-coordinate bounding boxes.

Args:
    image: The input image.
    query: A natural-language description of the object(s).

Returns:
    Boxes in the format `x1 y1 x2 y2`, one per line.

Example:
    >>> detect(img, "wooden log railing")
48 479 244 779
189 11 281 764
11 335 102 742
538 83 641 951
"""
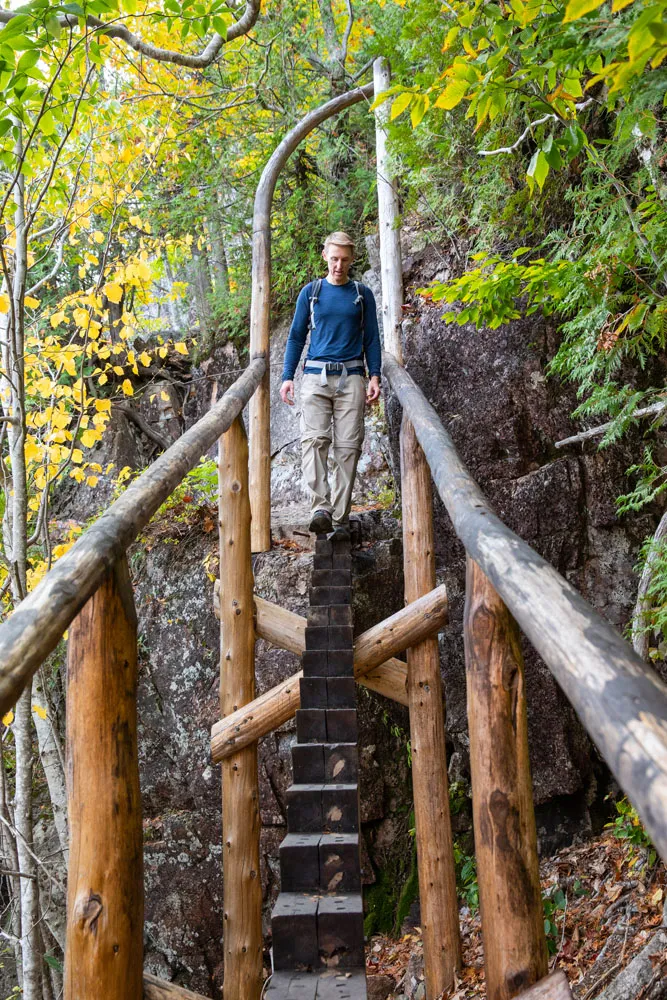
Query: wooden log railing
382 349 667 1000
0 360 265 1000
210 584 448 762
0 357 265 717
248 81 374 551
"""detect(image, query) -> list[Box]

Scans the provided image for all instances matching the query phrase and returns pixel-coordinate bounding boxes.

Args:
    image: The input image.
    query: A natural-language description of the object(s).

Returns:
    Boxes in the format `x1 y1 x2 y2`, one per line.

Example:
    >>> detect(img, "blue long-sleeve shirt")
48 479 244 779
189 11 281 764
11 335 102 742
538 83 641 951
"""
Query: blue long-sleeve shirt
281 278 382 381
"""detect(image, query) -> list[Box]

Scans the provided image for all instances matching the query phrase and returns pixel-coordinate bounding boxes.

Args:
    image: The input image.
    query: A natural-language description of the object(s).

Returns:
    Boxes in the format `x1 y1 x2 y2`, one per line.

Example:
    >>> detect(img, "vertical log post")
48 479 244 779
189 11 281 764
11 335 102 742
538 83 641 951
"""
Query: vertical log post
219 416 263 999
248 210 272 553
464 557 548 1000
65 557 143 1000
376 54 462 998
400 416 462 997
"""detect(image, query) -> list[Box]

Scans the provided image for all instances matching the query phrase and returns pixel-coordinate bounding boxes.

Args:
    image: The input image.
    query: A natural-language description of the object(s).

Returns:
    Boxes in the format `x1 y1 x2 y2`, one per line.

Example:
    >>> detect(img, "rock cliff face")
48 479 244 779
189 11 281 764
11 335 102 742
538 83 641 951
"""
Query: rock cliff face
368 228 656 846
70 228 654 995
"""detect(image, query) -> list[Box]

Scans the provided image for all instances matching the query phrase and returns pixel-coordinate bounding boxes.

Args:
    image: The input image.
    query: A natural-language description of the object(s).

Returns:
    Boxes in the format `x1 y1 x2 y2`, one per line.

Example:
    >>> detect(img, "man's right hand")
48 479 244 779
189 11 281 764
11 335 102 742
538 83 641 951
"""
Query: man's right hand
280 380 295 406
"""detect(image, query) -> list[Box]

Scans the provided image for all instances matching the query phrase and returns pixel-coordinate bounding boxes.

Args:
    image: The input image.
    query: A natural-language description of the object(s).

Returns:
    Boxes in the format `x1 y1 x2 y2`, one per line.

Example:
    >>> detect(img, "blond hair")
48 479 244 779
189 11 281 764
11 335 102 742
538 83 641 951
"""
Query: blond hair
323 231 355 253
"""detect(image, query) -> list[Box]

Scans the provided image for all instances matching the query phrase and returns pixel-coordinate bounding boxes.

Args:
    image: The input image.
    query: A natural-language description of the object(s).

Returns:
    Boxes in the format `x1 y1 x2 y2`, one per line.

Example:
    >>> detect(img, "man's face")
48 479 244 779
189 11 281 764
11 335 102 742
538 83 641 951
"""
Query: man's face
323 243 354 284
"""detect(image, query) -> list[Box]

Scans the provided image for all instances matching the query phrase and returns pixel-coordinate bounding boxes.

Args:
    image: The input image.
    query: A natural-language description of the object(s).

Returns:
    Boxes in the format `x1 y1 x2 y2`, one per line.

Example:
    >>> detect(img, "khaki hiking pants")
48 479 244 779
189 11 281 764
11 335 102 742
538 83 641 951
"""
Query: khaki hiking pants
300 373 366 525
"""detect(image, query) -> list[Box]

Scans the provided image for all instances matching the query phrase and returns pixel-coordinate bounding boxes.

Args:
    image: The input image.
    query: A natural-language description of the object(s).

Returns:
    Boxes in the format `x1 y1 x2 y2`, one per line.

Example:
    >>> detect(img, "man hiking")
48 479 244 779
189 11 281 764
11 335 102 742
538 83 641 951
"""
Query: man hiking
280 231 381 537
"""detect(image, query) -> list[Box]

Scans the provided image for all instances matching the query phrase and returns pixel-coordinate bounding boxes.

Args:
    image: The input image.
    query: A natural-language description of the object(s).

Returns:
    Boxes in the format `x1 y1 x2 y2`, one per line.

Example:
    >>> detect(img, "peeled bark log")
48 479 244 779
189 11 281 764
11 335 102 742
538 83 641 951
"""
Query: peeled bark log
143 972 211 999
219 417 263 1000
65 557 143 1000
401 415 461 997
383 351 667 864
0 357 264 717
248 82 374 551
464 557 547 999
211 586 448 762
515 971 572 999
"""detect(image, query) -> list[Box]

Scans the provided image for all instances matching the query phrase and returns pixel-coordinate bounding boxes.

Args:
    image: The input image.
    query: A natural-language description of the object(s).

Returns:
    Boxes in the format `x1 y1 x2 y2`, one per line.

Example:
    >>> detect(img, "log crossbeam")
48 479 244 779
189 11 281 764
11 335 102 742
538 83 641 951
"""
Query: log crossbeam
210 584 448 763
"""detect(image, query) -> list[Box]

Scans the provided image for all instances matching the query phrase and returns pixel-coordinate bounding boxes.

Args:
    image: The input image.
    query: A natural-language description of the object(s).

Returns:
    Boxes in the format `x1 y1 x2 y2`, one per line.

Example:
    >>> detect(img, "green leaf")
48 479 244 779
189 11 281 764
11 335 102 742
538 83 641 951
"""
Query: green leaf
390 92 413 120
37 109 55 135
527 149 549 190
45 14 62 39
562 0 604 22
410 94 429 127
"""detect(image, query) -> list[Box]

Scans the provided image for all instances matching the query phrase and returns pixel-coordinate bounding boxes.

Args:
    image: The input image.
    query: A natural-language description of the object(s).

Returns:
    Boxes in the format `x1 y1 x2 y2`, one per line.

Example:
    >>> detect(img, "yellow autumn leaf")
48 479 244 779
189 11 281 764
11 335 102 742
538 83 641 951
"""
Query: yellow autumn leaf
95 398 111 412
71 448 83 464
32 704 47 720
2 711 13 726
80 428 98 448
113 366 125 376
160 391 170 401
121 379 134 396
0 294 10 313
50 310 67 328
86 476 99 487
139 351 151 367
24 295 40 309
103 282 123 304
92 230 105 244
174 342 188 355
98 373 108 385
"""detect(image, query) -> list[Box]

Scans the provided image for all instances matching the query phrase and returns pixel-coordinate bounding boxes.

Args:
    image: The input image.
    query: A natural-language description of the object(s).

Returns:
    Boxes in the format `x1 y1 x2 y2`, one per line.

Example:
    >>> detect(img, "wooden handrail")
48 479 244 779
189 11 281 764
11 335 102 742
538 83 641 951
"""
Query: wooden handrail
383 351 667 862
210 585 448 762
0 357 265 716
248 81 374 551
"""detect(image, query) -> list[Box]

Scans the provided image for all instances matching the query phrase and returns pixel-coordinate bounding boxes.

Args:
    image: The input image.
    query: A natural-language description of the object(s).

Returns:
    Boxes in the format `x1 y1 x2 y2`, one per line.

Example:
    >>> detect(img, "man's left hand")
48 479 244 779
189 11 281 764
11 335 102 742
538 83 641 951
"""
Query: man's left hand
366 376 381 404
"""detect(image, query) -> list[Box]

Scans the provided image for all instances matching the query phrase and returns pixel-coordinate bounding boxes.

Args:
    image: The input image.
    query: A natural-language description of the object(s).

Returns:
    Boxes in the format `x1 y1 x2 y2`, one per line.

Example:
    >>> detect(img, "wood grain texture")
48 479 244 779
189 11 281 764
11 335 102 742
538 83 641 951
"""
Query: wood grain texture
383 351 667 864
248 82 373 551
400 415 461 998
143 973 211 999
218 417 263 1000
0 358 265 716
210 586 449 762
464 557 548 1000
515 971 572 999
65 557 143 1000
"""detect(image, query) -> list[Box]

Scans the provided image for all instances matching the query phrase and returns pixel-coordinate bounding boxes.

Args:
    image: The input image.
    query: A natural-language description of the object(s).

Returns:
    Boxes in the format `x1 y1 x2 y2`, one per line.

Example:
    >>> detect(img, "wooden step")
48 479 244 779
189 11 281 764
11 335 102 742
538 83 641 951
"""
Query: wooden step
264 969 367 999
287 783 359 834
271 892 365 973
302 649 354 678
279 832 360 893
307 604 353 627
292 743 358 784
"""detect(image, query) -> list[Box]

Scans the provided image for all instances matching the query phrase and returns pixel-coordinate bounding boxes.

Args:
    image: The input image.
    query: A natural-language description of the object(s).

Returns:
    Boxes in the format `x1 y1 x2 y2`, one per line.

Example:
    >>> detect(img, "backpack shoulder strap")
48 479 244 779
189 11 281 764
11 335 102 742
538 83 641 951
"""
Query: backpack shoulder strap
308 278 322 332
353 280 364 333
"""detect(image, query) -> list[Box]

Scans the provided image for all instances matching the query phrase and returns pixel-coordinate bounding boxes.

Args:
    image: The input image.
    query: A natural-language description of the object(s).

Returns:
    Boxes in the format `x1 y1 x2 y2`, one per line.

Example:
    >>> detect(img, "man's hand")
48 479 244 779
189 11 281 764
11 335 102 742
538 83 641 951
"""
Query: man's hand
366 376 381 404
280 380 295 406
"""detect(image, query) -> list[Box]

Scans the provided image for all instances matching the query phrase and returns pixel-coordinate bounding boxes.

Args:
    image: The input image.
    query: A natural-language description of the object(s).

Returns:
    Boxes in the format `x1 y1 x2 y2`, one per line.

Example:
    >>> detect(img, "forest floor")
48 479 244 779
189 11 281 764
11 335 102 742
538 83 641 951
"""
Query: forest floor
365 827 667 1000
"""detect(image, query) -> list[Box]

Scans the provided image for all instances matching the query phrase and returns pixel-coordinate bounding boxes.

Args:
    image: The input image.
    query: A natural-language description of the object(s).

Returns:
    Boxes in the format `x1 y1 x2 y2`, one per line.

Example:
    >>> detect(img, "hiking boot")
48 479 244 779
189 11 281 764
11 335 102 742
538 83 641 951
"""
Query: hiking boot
309 509 333 535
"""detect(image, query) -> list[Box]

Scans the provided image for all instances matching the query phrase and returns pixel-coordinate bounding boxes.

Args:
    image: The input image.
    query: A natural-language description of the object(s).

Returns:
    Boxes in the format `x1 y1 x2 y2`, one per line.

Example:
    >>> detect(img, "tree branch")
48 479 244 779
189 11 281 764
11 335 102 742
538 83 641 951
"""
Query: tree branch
478 101 594 157
554 401 667 449
0 0 261 69
113 404 171 452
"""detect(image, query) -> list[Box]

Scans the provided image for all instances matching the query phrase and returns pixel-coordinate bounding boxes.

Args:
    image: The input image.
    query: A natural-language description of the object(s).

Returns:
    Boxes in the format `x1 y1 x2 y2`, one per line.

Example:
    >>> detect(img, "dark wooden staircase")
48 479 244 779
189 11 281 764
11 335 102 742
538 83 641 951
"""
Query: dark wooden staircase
266 533 367 999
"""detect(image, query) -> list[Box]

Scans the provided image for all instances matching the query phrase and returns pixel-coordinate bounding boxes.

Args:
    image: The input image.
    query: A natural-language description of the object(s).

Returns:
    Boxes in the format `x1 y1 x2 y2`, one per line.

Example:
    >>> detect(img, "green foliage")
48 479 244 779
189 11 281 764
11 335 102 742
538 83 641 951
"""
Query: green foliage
606 796 657 867
453 841 479 911
364 842 420 938
543 886 567 955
